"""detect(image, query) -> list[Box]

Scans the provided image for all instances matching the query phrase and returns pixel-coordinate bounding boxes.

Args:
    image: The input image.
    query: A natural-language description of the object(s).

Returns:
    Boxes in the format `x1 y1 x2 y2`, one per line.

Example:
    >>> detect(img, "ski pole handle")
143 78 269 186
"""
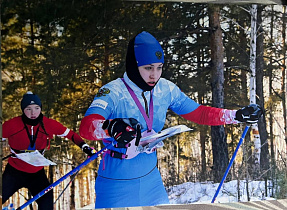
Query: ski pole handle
16 142 115 210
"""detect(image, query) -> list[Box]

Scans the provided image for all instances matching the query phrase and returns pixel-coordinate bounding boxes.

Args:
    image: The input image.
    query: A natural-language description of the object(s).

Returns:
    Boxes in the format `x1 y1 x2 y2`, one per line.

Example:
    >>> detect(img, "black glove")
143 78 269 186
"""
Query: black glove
81 143 96 157
235 104 263 124
102 118 141 144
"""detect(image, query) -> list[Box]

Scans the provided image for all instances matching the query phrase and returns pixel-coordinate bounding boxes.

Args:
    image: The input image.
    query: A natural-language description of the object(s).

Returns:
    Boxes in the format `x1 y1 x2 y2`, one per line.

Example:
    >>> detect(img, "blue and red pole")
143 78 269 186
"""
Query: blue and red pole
16 142 114 210
211 125 250 203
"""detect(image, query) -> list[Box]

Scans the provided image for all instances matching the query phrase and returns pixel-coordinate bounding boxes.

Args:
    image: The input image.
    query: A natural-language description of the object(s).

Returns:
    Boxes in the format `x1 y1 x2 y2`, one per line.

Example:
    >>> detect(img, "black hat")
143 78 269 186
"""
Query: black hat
21 91 42 112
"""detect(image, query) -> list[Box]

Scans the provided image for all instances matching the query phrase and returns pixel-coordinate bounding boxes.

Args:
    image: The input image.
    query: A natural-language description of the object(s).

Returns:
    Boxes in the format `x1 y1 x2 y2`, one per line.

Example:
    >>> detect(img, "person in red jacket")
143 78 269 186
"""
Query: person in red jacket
2 91 94 210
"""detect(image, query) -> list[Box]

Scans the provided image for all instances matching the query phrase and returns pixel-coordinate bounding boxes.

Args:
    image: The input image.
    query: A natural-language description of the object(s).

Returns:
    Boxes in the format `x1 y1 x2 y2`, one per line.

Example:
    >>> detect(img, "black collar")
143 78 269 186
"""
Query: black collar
21 113 43 126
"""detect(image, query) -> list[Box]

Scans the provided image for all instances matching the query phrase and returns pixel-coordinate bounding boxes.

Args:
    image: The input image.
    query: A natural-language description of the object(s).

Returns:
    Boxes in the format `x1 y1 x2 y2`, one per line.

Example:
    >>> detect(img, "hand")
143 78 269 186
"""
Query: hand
81 143 96 157
102 118 141 144
235 104 263 124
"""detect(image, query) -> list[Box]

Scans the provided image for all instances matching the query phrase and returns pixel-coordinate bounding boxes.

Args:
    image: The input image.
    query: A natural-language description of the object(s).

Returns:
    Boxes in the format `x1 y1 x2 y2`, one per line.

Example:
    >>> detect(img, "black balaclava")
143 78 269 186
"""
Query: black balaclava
22 113 43 126
126 31 164 91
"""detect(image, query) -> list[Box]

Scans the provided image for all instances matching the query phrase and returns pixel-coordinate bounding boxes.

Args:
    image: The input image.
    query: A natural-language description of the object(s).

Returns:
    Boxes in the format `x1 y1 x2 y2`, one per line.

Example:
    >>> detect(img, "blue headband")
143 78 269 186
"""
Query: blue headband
134 31 164 67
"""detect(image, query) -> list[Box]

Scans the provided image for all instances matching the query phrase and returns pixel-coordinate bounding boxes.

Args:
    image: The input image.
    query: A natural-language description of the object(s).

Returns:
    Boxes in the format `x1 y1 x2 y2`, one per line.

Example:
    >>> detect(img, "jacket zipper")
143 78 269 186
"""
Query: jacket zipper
141 91 149 118
31 126 34 142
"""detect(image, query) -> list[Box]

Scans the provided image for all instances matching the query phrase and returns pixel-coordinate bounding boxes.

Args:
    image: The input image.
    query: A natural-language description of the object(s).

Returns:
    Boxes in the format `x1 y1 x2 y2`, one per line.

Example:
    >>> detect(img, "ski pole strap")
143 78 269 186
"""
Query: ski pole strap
114 142 130 148
106 150 128 159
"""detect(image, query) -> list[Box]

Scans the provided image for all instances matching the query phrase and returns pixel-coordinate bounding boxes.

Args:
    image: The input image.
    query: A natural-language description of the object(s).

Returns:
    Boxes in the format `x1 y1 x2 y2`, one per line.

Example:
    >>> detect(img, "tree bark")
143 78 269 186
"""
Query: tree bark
256 5 270 179
0 0 2 198
282 6 287 145
196 15 207 181
238 8 253 176
268 8 276 194
249 4 261 178
208 5 228 182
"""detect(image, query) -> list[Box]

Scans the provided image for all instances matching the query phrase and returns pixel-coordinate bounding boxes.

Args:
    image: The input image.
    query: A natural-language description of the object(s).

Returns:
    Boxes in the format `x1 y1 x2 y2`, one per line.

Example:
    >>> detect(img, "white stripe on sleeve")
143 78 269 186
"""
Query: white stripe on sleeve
57 128 70 137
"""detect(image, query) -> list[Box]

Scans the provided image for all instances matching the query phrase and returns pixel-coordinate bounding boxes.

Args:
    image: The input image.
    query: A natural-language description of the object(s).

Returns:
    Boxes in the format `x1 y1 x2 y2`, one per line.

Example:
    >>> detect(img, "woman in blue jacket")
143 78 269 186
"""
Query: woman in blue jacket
79 31 262 208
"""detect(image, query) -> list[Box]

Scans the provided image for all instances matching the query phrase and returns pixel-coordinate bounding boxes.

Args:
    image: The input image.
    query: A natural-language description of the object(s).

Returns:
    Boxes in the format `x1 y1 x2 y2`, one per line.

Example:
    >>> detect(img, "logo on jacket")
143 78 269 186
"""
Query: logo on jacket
96 88 110 97
155 51 162 60
90 99 108 110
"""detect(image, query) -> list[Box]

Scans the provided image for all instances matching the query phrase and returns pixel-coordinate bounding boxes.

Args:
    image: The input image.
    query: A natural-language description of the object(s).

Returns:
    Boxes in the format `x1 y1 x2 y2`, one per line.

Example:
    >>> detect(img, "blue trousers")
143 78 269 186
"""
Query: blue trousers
95 167 169 208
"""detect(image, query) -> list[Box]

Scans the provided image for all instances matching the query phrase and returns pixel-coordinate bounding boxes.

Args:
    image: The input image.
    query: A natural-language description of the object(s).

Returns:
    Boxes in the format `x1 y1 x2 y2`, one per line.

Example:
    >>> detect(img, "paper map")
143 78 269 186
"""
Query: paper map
15 150 56 166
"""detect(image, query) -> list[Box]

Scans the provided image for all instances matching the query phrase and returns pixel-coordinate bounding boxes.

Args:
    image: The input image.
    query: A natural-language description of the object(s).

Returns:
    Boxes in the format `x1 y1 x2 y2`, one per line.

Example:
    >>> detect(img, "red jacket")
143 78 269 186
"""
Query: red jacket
3 116 84 173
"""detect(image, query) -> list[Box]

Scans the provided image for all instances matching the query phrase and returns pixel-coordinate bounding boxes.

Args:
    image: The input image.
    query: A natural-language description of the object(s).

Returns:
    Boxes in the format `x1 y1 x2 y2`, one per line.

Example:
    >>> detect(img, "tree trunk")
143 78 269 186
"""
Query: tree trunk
208 5 228 182
70 158 76 210
237 8 253 176
282 5 287 146
199 127 207 181
256 5 270 179
268 7 275 197
55 163 62 210
249 4 261 178
0 0 2 196
196 16 207 180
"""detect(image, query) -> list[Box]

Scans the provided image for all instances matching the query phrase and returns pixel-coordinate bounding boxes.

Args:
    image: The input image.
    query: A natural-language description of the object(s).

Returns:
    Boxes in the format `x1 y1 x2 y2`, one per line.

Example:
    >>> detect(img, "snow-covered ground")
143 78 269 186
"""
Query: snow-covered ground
80 180 276 209
167 180 274 204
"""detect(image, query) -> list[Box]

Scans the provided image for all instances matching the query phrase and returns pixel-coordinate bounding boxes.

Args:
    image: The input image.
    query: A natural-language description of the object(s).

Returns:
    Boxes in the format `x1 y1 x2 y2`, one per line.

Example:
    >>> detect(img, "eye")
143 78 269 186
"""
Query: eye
144 66 152 70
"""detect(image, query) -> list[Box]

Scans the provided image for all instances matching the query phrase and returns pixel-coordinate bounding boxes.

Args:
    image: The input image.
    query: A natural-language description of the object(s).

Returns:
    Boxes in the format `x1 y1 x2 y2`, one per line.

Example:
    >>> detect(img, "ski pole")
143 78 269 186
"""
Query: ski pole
54 170 79 204
2 153 14 161
211 125 250 203
16 142 115 210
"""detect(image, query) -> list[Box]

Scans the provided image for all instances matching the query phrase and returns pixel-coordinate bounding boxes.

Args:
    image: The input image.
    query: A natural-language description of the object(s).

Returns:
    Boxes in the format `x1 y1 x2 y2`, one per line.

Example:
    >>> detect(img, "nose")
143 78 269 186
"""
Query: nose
150 69 155 78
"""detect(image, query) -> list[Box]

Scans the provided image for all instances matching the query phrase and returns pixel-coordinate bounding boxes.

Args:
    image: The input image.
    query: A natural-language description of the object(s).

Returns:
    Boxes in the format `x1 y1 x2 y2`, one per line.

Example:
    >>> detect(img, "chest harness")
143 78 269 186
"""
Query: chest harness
4 123 47 160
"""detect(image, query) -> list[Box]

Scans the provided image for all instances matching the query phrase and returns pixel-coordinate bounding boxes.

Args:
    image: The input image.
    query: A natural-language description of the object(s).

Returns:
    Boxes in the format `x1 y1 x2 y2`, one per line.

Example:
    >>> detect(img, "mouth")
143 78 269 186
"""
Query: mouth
147 82 156 86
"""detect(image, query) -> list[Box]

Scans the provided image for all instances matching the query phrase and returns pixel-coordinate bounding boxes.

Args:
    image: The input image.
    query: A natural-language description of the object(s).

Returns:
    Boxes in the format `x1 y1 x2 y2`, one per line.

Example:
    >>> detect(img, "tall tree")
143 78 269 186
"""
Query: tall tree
208 4 228 182
256 6 270 182
266 6 276 197
282 5 287 145
249 4 261 177
0 0 3 198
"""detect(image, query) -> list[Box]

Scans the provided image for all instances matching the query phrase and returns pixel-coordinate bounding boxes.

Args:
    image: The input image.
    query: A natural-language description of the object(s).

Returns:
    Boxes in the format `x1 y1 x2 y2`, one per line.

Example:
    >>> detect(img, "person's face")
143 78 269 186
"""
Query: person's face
24 105 41 119
138 63 163 87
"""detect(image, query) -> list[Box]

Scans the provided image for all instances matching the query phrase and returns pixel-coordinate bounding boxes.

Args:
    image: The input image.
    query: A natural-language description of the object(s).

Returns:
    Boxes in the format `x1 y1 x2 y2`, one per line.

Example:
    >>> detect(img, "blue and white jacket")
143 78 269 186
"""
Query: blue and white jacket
80 72 237 179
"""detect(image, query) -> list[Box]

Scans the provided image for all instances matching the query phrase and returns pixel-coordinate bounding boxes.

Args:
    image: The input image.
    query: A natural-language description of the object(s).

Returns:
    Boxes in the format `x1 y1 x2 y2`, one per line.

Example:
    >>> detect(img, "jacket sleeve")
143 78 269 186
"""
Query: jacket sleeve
79 114 109 141
181 105 239 126
48 118 85 147
2 121 10 138
2 117 18 139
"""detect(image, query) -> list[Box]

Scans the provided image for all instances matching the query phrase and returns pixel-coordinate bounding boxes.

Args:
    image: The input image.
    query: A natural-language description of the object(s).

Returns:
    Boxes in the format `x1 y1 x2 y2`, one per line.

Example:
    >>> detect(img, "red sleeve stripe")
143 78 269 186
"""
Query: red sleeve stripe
181 105 238 126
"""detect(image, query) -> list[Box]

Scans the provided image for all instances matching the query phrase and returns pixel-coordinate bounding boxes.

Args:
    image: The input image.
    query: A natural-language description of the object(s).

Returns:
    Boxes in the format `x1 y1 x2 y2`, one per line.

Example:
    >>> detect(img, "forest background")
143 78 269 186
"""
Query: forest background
1 1 287 209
